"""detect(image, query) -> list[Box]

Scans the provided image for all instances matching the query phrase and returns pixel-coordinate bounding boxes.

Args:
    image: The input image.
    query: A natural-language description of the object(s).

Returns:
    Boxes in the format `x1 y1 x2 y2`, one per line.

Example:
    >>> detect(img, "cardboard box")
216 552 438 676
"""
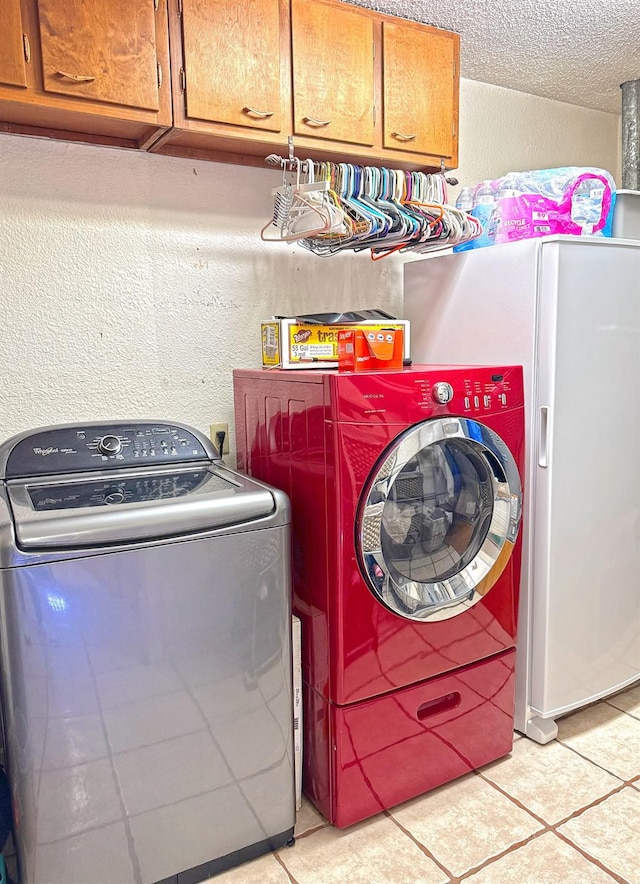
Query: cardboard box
292 615 303 811
338 327 404 371
261 318 410 368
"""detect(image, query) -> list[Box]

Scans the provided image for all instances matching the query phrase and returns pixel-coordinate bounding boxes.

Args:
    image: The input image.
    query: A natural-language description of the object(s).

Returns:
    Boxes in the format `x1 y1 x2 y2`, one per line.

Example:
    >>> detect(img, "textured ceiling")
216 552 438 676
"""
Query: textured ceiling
347 0 640 115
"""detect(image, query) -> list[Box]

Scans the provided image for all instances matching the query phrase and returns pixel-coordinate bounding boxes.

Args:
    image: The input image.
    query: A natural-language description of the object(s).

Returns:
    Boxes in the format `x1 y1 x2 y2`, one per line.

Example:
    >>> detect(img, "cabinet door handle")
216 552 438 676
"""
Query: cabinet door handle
392 131 417 141
303 116 331 127
22 33 31 64
55 70 96 82
243 106 275 118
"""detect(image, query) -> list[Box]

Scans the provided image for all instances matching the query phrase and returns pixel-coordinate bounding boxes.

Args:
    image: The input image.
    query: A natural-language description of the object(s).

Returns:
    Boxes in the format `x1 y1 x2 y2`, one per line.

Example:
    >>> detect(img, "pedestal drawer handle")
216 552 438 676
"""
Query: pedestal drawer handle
243 106 275 118
56 70 96 82
303 116 331 127
392 131 417 142
417 692 461 720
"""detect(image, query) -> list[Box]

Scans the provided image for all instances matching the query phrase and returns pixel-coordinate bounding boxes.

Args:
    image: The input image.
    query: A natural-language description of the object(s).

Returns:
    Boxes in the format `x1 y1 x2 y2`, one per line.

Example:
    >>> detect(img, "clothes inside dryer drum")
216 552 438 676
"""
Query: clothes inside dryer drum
380 439 495 583
358 416 521 622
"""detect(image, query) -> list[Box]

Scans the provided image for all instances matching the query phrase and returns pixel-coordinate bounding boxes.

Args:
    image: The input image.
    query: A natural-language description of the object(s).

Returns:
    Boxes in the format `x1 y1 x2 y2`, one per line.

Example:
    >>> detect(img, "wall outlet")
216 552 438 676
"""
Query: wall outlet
210 422 230 455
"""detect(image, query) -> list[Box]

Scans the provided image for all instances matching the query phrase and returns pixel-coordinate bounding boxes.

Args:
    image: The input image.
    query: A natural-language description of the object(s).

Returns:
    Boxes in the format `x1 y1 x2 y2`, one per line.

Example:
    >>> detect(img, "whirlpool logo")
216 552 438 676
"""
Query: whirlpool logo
32 447 59 456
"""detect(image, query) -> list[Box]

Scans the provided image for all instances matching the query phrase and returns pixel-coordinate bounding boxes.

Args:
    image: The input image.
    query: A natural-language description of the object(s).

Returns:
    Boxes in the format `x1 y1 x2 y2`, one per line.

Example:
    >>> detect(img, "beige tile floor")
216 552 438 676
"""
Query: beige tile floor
212 684 640 884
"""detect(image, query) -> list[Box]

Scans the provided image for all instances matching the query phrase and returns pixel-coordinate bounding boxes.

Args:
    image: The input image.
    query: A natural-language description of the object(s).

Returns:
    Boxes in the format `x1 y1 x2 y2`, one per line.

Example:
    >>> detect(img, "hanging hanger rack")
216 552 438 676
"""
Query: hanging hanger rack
262 138 475 256
267 139 459 184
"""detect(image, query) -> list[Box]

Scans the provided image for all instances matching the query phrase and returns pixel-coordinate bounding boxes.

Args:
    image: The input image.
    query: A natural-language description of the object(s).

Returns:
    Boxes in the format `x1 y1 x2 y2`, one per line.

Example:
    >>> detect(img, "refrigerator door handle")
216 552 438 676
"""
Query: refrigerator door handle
538 406 549 468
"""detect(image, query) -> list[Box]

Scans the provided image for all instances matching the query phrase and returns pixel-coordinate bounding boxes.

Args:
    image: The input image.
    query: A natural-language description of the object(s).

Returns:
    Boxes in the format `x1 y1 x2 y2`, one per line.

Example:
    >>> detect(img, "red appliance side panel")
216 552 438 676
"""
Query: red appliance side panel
303 681 333 822
233 370 334 696
329 649 516 828
332 405 524 704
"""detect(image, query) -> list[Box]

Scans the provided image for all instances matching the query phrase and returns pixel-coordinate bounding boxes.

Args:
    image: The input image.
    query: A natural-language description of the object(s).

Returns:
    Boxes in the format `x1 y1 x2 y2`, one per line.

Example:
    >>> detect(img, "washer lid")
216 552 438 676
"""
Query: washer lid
357 416 522 622
7 465 276 549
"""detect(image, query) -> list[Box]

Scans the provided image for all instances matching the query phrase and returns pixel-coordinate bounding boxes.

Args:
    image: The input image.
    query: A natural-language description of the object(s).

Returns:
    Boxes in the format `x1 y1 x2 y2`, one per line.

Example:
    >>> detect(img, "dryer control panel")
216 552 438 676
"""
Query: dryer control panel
460 371 513 413
321 364 524 423
3 422 216 479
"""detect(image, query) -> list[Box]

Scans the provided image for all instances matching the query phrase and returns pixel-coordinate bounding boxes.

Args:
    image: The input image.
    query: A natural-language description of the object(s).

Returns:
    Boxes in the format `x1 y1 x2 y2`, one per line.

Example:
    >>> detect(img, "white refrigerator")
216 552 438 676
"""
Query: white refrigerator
404 235 640 742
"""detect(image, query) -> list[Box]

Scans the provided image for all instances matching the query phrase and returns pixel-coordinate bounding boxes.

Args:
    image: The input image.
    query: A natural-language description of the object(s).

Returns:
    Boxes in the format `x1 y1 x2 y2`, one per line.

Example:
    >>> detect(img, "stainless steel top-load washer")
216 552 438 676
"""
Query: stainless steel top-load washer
0 421 294 884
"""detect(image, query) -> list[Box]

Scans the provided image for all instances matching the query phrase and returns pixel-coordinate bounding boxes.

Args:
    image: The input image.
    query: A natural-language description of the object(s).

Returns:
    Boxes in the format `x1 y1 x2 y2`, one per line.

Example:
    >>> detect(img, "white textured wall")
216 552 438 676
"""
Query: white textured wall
453 80 621 198
0 135 402 451
0 77 621 452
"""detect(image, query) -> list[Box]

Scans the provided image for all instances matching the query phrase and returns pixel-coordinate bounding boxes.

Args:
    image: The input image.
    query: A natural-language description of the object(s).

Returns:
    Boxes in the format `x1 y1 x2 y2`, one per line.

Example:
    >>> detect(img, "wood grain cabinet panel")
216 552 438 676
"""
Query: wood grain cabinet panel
291 0 374 147
156 0 459 171
0 0 459 170
0 0 171 149
37 0 160 111
1 0 28 88
382 21 459 160
182 0 284 133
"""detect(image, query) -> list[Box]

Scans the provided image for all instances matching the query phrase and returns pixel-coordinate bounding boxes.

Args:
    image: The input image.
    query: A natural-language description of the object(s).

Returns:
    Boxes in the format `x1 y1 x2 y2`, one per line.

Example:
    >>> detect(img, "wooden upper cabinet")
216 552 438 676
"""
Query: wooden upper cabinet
1 0 28 88
291 0 374 147
382 21 459 160
0 1 171 150
37 0 161 111
0 0 460 169
181 0 284 132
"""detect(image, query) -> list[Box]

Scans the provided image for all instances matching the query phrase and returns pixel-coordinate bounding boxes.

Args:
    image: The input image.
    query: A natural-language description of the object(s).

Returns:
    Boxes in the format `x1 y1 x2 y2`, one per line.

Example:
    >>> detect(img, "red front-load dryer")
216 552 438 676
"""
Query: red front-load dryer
234 365 524 827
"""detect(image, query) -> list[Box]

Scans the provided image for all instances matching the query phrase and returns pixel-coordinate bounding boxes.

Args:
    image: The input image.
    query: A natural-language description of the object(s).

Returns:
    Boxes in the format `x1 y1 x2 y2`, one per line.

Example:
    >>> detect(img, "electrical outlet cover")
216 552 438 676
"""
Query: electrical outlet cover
209 423 230 455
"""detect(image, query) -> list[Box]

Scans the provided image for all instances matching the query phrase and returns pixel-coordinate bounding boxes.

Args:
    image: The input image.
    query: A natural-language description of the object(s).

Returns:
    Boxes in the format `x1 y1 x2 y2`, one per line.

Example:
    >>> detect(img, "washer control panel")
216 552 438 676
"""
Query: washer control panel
97 435 123 456
5 422 214 479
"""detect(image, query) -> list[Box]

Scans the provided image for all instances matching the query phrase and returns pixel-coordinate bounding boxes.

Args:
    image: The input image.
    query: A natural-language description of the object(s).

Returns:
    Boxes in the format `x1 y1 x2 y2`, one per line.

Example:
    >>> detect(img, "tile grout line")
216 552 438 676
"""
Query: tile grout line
555 734 635 782
457 828 552 882
294 823 329 840
284 724 640 884
553 829 629 884
549 780 629 827
290 768 630 883
470 765 630 881
604 700 640 722
474 768 549 827
476 765 630 828
274 846 301 883
385 809 457 880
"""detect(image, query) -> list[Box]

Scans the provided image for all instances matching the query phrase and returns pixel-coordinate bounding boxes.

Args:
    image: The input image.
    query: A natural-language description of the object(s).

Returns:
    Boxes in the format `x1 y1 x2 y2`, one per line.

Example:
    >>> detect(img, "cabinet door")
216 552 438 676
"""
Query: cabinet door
382 21 458 159
1 0 28 88
181 0 284 132
291 0 374 147
37 0 160 111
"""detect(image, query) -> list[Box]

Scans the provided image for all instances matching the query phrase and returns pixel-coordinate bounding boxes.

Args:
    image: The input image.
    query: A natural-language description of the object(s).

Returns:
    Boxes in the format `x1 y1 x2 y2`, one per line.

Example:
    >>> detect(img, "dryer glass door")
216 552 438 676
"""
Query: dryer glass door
357 417 522 621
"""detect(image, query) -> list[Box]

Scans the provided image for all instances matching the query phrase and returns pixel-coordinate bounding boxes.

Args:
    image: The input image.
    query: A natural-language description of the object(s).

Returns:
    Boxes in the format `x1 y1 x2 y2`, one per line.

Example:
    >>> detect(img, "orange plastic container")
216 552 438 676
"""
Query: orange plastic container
337 327 404 372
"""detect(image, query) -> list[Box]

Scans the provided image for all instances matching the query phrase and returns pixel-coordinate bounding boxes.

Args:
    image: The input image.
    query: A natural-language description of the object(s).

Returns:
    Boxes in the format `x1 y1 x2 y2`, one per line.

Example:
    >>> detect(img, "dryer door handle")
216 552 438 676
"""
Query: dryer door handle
538 406 549 468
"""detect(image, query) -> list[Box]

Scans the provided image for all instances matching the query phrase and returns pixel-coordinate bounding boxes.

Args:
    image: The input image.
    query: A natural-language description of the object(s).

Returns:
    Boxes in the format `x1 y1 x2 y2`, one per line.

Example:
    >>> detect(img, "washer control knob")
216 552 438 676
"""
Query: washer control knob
104 491 125 505
432 382 454 404
98 435 122 456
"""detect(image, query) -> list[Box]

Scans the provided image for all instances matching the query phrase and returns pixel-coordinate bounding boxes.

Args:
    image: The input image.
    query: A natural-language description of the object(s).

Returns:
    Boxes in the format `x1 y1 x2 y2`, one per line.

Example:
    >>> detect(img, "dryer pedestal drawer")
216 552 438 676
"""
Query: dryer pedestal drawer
326 649 516 827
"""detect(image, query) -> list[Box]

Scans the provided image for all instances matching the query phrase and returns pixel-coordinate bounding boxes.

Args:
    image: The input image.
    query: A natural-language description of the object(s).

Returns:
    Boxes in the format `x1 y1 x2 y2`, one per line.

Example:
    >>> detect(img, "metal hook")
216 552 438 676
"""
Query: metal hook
265 135 299 173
